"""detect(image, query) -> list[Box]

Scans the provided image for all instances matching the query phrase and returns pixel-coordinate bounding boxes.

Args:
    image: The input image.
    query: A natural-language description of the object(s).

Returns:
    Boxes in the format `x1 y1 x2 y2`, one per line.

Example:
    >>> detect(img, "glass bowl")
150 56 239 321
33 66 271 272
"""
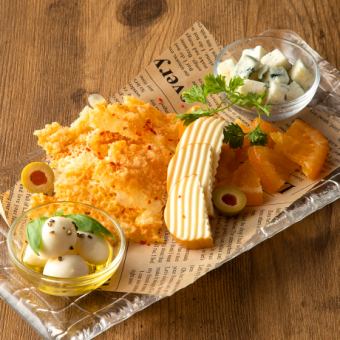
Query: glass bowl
214 36 320 121
7 201 126 296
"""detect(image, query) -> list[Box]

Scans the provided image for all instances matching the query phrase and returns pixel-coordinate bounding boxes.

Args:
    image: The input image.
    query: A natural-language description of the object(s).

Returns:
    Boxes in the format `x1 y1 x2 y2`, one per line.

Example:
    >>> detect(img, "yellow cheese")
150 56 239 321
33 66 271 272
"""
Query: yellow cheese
177 116 225 181
167 143 214 215
164 175 213 249
164 116 225 248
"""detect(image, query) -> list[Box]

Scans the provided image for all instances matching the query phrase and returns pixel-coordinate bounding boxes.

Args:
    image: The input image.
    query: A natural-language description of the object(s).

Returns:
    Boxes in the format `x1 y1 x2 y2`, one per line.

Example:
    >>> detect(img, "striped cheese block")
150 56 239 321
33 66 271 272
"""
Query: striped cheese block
164 175 213 249
177 116 225 182
164 116 225 249
167 143 214 215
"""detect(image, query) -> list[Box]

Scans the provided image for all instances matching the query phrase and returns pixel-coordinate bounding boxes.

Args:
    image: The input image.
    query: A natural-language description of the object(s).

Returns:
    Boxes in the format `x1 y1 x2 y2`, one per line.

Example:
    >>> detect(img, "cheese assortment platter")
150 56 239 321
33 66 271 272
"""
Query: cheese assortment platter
0 24 339 339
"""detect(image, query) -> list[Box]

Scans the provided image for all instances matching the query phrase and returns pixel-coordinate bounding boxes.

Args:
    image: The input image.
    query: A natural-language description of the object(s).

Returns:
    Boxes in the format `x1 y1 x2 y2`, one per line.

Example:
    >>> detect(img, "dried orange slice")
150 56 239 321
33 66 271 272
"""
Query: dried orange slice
248 146 298 193
215 144 239 185
231 161 263 206
234 118 251 133
230 119 250 163
270 119 329 179
249 117 279 134
249 117 280 147
273 120 329 178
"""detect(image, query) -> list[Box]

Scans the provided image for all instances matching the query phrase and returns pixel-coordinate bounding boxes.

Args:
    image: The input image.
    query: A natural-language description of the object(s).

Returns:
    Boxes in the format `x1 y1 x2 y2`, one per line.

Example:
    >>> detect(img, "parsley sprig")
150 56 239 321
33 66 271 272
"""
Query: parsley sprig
177 74 271 149
176 108 216 125
223 123 268 148
178 74 270 126
247 125 268 146
223 123 245 148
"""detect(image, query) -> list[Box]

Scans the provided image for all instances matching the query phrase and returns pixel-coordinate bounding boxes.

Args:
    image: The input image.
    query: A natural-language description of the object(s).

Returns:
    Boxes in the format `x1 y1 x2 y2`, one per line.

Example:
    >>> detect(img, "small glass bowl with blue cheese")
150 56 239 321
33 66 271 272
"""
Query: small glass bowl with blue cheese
7 201 126 296
214 36 320 121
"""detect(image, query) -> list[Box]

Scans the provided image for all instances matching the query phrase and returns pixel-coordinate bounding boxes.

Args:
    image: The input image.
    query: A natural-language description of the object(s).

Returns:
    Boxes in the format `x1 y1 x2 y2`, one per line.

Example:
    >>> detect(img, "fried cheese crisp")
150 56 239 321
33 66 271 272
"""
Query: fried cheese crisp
31 96 180 244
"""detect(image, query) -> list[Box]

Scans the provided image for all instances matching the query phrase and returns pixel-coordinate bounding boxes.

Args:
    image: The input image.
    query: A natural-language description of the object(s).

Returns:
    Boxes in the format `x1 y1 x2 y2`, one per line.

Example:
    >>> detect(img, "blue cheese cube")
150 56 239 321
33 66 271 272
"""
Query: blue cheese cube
238 79 267 95
261 49 290 69
289 59 314 90
264 66 290 84
242 45 267 61
286 81 305 101
257 65 269 80
217 57 236 84
234 55 260 79
266 83 289 104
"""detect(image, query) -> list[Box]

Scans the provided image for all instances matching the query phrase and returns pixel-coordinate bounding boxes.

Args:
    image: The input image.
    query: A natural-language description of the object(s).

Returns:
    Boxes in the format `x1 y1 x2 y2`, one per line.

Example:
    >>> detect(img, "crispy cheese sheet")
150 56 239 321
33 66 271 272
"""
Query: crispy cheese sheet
1 23 340 296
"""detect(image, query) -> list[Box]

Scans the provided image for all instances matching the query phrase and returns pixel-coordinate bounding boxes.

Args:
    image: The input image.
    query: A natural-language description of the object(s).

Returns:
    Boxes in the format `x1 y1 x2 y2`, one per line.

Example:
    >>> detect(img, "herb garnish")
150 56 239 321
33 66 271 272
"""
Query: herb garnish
65 214 115 240
26 217 48 255
247 124 268 146
26 214 115 255
178 74 271 148
178 75 270 126
222 123 268 148
223 123 245 148
176 108 215 126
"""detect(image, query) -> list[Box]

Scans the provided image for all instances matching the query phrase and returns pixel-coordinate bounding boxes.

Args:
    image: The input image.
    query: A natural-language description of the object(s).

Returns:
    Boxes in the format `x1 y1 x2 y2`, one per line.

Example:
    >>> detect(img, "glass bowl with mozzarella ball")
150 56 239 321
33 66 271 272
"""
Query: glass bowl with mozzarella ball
7 201 126 296
213 36 320 121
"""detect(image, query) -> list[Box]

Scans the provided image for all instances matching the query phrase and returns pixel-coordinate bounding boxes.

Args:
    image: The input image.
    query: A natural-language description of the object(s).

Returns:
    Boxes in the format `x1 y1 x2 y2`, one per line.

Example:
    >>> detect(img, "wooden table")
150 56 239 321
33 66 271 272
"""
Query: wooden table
0 1 339 339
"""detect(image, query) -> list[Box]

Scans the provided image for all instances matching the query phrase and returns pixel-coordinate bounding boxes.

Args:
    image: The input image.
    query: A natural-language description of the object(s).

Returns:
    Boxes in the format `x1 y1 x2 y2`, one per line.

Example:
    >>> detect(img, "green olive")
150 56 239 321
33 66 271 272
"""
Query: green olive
212 185 247 216
21 162 54 194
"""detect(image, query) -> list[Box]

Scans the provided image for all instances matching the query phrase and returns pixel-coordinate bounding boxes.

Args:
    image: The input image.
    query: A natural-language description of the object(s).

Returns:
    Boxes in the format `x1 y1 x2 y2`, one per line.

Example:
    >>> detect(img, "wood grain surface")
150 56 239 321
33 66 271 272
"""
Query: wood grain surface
0 0 339 339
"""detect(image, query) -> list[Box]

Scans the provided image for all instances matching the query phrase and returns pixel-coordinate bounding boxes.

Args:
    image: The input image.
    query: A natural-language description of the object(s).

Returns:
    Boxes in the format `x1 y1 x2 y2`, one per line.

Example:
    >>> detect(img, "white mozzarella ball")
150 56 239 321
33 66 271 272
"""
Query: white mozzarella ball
75 232 110 265
40 217 77 258
43 255 89 278
65 247 78 255
23 245 47 267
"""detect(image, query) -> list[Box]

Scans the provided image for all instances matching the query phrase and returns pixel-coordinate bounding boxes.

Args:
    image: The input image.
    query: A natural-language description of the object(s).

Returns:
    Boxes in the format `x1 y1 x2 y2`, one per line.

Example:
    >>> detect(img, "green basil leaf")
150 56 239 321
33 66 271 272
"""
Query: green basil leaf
26 217 47 255
65 214 115 241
